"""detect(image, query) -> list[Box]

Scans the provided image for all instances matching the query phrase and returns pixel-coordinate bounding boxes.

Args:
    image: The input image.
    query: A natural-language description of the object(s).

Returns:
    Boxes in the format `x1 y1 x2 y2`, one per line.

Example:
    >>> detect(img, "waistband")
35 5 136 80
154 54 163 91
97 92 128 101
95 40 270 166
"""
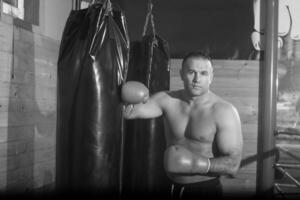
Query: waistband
170 177 222 199
171 177 221 188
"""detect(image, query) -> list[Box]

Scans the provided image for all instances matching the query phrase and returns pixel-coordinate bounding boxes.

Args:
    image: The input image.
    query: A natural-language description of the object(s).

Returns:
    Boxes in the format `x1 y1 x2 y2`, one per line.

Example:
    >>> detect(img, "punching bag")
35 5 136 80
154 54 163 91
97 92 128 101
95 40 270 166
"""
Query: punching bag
123 1 170 197
56 1 129 196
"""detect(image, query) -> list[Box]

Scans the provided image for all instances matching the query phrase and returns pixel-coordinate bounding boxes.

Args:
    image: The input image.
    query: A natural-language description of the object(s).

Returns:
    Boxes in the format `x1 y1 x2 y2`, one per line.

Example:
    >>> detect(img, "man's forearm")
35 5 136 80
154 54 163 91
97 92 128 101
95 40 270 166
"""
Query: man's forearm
208 155 241 177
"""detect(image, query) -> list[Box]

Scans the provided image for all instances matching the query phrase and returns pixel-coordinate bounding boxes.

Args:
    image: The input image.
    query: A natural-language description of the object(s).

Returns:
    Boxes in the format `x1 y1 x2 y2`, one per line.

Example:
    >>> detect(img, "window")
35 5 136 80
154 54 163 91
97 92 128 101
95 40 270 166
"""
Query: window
1 0 39 26
2 0 24 19
80 0 90 9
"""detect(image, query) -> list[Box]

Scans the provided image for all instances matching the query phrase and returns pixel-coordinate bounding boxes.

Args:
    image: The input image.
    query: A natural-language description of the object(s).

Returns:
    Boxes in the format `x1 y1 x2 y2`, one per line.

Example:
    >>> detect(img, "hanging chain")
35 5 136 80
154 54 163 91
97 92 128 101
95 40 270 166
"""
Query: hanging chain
142 0 157 39
142 0 158 87
104 0 112 16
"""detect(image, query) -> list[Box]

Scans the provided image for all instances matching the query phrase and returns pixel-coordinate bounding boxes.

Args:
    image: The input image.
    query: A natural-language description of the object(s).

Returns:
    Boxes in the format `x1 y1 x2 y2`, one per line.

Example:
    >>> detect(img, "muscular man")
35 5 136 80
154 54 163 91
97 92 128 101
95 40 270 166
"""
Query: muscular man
122 52 243 199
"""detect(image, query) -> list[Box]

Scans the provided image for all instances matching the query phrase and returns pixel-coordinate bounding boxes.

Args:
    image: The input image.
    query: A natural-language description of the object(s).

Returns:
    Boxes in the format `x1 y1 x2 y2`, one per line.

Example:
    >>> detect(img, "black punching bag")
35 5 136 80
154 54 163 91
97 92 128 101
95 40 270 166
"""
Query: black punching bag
56 1 129 196
123 5 171 196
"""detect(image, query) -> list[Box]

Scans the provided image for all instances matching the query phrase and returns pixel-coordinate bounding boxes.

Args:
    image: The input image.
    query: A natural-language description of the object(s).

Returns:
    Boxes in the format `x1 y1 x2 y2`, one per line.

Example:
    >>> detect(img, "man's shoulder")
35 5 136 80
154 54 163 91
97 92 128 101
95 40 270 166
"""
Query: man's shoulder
152 90 183 105
154 90 182 98
167 90 183 97
152 90 169 98
151 90 172 103
210 96 241 130
211 96 238 116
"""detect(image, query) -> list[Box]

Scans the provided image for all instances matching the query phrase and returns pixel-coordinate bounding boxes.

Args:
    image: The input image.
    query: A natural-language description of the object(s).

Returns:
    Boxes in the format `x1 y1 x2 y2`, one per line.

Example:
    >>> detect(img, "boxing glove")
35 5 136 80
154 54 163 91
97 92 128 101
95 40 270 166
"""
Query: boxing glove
121 81 149 104
164 145 210 174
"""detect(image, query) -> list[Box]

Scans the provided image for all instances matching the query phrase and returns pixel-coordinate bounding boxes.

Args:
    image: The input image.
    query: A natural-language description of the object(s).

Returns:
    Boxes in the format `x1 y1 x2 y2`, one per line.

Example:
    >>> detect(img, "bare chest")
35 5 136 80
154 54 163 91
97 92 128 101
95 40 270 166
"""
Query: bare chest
165 105 217 143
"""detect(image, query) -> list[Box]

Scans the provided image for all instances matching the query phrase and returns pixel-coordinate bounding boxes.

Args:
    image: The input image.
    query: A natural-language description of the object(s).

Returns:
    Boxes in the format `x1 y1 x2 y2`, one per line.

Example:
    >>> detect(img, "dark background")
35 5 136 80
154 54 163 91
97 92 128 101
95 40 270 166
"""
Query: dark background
118 0 255 59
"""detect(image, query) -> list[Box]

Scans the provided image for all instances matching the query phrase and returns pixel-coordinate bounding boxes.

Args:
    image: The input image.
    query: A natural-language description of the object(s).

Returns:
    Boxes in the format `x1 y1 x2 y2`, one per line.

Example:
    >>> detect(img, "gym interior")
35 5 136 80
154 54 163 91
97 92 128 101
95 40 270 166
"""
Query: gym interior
0 0 299 199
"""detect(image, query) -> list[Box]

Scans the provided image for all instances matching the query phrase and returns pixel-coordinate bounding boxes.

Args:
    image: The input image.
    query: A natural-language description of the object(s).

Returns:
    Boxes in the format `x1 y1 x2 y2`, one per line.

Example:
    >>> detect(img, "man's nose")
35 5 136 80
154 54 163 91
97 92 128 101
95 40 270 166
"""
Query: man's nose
193 73 201 82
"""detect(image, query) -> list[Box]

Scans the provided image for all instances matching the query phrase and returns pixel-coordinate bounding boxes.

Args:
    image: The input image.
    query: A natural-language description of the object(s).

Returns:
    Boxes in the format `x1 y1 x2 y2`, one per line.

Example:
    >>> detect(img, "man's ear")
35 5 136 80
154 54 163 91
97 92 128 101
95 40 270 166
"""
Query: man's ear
209 72 214 84
180 69 184 80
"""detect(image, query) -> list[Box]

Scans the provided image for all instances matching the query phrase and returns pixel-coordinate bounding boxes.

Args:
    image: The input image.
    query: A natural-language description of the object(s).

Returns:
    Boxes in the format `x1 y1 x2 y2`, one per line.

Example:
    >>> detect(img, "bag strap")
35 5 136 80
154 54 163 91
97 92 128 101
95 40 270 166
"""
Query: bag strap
89 0 112 59
142 0 157 39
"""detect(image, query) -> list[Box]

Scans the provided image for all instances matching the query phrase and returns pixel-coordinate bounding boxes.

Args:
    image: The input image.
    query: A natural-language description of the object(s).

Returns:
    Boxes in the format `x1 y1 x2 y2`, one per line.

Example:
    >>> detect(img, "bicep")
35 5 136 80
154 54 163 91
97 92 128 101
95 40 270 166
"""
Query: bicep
124 93 164 119
134 100 163 118
215 106 243 159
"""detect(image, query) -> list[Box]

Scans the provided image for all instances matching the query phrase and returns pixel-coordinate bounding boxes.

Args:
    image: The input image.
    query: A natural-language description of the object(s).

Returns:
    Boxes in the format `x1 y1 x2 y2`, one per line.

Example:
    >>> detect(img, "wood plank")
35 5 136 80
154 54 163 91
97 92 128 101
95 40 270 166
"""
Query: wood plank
3 135 55 158
0 142 7 159
11 56 57 75
0 126 35 143
34 45 59 63
0 97 55 113
0 51 12 72
0 170 7 189
170 59 259 71
33 159 55 188
5 148 54 172
34 148 55 164
0 69 56 88
0 111 56 128
0 82 56 102
13 38 35 59
0 21 13 53
14 24 60 52
33 29 60 52
0 111 8 128
171 76 259 89
6 164 34 190
33 136 56 151
211 87 258 98
5 139 34 158
213 60 259 69
212 78 259 88
5 158 55 189
6 151 34 171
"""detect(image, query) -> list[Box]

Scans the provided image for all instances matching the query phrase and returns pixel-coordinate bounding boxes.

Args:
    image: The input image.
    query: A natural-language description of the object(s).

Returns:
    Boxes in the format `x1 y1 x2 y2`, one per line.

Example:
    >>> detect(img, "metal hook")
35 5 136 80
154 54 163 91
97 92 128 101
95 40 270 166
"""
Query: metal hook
147 0 153 14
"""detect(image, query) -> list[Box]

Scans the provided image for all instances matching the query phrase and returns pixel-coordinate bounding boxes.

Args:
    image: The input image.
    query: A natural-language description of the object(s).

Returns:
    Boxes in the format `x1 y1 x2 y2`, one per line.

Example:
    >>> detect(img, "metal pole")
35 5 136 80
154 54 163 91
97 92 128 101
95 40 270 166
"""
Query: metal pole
256 0 278 198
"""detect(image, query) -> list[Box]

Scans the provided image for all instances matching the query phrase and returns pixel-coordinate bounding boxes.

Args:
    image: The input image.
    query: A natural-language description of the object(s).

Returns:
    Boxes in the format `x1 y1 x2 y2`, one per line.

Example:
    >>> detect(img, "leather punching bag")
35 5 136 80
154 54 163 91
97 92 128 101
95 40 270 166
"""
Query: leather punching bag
123 13 171 196
56 1 129 196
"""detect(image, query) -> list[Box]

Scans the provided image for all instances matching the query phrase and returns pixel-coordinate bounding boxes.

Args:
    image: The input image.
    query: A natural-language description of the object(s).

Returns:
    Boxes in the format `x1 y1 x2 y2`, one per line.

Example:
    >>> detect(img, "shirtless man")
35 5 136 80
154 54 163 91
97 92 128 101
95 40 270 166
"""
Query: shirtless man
122 52 243 199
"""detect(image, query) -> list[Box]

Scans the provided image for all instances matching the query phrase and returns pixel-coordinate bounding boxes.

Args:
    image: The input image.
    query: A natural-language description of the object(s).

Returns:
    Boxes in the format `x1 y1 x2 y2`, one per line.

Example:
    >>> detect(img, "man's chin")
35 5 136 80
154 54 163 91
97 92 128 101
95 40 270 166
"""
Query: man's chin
188 91 203 97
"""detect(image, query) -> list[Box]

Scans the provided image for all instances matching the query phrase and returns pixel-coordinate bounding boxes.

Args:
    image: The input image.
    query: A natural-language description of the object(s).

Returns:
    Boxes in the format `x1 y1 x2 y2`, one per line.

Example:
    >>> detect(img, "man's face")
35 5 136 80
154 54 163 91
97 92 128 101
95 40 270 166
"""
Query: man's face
180 58 213 97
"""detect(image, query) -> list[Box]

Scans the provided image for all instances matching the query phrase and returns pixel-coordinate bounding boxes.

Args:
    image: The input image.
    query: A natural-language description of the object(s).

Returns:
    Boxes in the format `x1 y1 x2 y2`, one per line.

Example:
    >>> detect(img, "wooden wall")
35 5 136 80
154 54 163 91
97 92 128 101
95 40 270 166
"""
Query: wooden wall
0 16 58 191
170 59 259 196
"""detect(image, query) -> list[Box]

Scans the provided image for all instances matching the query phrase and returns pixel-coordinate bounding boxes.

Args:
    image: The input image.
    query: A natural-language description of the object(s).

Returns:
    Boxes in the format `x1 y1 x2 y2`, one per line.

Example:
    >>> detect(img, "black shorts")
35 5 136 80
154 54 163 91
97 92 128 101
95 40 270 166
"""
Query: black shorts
170 178 223 200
